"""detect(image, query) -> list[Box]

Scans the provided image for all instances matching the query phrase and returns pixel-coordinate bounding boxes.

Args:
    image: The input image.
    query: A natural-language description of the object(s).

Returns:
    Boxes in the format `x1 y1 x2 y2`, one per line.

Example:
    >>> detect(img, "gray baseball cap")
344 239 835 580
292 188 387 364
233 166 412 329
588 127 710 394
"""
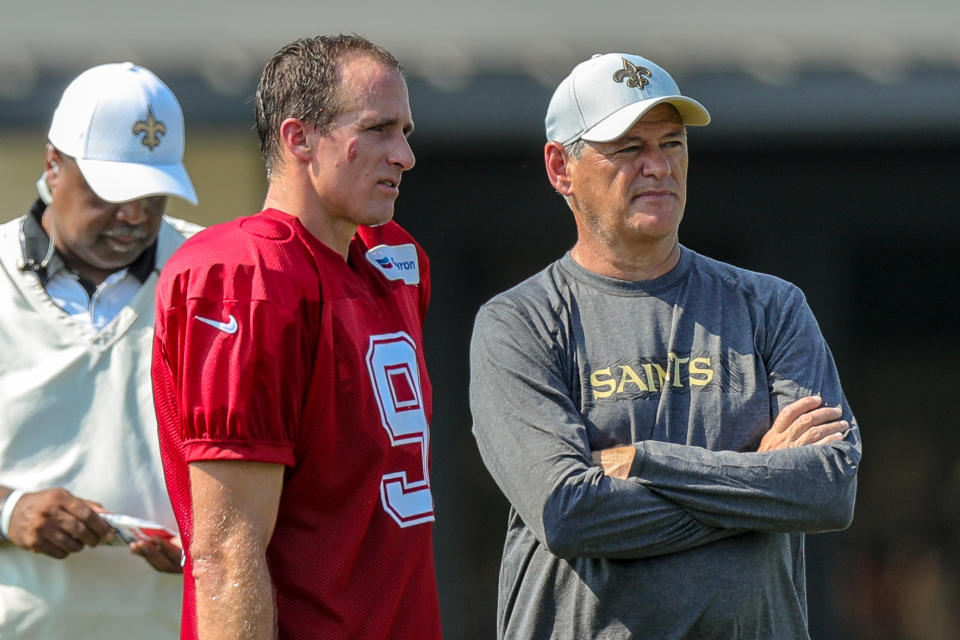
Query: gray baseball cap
545 53 710 145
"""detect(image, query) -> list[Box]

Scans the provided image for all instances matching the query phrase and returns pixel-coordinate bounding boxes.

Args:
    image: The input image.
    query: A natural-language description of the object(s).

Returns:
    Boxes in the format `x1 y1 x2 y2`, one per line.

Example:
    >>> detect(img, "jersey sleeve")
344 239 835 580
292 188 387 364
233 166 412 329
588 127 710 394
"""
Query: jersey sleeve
155 260 317 468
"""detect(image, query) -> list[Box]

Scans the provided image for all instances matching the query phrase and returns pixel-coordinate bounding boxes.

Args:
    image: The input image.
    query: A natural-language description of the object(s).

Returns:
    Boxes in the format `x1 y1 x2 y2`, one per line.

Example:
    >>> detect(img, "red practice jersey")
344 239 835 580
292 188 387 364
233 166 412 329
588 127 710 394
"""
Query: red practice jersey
152 209 442 639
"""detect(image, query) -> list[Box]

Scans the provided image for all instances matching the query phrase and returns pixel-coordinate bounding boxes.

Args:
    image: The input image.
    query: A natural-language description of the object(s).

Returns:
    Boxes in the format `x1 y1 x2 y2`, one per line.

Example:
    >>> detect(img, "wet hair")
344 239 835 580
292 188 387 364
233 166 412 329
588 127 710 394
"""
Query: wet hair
254 34 402 175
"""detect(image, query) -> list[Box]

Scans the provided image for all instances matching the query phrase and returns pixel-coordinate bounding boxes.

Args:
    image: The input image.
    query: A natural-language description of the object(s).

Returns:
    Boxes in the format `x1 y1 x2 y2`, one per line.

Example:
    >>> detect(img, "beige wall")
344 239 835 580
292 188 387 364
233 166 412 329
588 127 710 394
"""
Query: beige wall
3 0 959 81
0 128 266 227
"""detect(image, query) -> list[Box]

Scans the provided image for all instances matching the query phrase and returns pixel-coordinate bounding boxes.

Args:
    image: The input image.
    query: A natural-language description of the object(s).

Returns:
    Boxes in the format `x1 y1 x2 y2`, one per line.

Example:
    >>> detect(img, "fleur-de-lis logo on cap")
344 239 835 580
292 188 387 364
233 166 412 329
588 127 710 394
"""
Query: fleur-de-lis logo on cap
131 106 167 151
612 58 652 89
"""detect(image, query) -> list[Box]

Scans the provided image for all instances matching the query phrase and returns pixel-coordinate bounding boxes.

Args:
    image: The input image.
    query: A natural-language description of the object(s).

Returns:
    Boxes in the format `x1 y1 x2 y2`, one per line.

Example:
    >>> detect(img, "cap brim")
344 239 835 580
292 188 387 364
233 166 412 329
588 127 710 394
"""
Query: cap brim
581 96 711 143
75 157 198 205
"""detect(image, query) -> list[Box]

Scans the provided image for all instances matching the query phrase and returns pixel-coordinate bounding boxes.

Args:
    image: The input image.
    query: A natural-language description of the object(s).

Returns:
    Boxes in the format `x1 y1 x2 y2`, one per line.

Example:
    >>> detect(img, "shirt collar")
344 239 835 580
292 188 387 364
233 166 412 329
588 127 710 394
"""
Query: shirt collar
19 198 157 286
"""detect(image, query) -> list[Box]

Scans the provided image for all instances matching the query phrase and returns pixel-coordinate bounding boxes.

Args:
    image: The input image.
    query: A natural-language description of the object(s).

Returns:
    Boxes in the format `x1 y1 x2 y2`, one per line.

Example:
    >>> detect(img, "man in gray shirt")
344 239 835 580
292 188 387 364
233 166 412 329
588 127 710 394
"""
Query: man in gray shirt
469 53 861 639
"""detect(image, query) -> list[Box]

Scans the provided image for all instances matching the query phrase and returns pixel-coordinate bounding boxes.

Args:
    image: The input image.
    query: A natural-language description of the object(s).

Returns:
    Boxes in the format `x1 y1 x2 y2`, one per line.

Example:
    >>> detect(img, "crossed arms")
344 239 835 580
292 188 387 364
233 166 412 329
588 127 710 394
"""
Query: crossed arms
469 300 861 560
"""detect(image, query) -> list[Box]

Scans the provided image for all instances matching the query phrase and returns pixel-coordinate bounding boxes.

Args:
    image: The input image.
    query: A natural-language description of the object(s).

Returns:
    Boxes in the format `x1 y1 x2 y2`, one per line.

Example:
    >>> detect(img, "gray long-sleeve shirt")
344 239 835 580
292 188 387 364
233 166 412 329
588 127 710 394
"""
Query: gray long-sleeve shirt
470 248 860 640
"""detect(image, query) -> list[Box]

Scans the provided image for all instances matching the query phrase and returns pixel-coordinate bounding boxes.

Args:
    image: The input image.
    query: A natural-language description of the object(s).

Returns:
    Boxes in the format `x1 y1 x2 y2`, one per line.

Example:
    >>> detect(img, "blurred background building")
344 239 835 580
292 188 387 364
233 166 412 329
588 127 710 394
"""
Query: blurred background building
2 1 959 637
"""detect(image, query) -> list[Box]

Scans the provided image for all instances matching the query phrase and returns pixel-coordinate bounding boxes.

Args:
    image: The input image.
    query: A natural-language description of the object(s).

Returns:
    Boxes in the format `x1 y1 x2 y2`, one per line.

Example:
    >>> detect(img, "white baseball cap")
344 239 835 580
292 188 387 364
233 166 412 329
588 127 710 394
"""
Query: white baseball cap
545 53 711 145
44 62 197 205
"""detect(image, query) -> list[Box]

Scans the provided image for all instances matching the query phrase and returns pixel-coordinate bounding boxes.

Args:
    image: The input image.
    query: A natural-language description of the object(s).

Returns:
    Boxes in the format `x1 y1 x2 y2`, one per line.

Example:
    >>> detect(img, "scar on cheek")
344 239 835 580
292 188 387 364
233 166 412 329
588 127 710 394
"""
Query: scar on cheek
347 140 358 161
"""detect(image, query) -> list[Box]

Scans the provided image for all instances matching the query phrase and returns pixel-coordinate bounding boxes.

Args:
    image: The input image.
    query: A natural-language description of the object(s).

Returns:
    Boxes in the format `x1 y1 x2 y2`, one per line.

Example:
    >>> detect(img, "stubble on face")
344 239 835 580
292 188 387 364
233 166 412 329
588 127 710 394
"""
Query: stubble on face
310 56 414 229
565 104 689 279
45 154 165 284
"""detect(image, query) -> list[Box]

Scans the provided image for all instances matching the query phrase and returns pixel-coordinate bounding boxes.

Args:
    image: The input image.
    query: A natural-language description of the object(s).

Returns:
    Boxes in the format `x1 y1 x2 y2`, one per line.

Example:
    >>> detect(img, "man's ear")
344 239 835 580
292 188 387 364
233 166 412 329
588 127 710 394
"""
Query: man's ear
278 118 315 163
544 141 574 196
44 145 63 188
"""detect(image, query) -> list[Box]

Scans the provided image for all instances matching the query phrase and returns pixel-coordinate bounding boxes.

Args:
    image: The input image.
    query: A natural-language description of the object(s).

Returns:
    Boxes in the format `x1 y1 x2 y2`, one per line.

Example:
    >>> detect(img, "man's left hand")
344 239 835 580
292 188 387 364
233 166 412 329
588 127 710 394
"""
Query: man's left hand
130 535 183 573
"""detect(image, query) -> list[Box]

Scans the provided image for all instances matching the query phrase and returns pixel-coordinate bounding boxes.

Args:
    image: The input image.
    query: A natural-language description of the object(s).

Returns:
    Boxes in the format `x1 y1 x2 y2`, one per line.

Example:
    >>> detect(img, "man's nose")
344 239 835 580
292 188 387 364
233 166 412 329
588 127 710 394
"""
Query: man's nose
392 135 416 171
114 199 149 225
640 148 671 179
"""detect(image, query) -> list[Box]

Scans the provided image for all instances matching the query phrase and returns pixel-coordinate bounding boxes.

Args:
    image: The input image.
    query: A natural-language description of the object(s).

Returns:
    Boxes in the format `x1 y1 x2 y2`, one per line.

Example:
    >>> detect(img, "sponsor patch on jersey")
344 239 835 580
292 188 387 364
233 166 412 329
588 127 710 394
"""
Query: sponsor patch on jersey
365 243 420 285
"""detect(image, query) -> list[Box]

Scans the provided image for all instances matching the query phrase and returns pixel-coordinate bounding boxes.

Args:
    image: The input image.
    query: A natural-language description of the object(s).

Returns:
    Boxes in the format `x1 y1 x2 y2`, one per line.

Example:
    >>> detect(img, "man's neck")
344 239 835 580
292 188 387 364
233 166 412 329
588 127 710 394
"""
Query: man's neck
263 179 355 261
570 237 681 282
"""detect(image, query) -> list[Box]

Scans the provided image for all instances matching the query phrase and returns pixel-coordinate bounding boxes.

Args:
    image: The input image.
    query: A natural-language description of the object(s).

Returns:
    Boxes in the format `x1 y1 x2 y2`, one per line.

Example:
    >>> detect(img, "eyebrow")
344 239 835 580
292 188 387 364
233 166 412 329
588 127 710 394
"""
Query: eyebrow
363 116 415 137
602 130 680 151
620 128 685 143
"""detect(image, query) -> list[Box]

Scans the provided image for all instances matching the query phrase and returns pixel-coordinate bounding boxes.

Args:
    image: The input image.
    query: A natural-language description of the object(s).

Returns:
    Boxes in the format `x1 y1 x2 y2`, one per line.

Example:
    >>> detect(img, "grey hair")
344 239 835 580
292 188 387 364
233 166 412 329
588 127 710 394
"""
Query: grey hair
558 139 585 210
563 138 586 159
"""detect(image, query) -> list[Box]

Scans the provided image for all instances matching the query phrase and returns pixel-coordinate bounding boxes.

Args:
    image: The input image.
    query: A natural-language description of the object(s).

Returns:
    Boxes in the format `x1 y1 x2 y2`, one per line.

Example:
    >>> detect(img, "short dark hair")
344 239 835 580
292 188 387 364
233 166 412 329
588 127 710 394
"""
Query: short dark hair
254 34 402 175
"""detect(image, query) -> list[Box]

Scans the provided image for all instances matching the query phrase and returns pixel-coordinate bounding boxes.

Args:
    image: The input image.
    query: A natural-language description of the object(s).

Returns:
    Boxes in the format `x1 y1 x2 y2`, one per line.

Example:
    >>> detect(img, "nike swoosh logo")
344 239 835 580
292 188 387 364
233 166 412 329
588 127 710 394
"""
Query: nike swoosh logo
195 314 239 334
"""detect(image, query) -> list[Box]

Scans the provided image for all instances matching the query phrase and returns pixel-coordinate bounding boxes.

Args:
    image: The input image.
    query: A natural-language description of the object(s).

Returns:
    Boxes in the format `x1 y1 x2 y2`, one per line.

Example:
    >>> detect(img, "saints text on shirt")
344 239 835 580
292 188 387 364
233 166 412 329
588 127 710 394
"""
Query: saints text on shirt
588 353 715 399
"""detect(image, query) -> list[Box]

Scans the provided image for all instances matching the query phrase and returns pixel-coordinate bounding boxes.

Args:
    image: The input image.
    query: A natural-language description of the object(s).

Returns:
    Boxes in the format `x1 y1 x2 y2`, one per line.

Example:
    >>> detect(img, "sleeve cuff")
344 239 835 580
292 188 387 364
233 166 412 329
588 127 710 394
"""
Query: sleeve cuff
183 439 296 468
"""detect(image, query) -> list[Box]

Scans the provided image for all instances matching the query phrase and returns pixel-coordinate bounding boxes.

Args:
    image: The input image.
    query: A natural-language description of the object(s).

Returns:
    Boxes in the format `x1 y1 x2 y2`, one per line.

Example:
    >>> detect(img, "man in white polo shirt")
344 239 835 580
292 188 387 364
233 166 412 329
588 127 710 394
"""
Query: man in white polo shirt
0 62 201 638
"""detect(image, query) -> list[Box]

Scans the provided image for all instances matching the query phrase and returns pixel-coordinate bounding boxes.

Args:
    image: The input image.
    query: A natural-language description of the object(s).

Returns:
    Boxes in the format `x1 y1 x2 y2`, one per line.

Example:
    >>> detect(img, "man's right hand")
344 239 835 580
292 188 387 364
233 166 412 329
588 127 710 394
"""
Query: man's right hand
758 396 849 452
5 488 115 558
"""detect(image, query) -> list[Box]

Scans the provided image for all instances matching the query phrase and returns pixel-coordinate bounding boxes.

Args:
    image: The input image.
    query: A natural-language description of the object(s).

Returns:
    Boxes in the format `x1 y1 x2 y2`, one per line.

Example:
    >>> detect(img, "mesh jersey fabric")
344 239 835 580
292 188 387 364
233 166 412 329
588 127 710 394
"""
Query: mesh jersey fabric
152 209 441 639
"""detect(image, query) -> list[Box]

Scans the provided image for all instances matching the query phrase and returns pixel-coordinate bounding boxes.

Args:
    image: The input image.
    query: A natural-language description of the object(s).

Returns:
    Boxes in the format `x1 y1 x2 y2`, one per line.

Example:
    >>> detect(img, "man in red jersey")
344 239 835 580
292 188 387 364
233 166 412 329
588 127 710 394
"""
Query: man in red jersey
151 35 442 639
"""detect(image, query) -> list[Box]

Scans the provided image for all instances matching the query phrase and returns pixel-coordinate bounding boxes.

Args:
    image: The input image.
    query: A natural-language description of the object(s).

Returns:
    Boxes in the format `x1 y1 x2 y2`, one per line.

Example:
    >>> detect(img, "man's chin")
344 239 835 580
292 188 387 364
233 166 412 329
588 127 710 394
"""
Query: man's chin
627 208 683 232
89 249 145 272
359 209 396 228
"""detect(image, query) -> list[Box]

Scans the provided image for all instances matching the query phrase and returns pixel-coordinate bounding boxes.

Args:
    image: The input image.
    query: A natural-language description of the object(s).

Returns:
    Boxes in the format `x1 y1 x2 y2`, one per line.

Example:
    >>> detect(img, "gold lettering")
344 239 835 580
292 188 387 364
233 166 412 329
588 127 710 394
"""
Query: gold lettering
616 365 648 393
670 353 689 388
689 357 714 386
590 368 617 399
648 363 668 391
